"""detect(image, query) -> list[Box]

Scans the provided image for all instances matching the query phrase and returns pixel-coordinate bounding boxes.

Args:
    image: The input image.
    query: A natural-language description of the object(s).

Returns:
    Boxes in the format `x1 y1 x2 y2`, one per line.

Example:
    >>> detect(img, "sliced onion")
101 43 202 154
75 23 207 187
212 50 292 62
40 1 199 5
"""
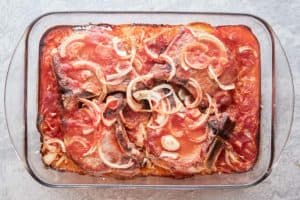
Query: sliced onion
78 98 102 127
129 37 137 64
101 96 120 127
143 31 164 59
159 54 176 81
225 149 239 170
112 37 131 58
161 135 180 152
82 127 94 135
187 127 208 143
147 112 169 129
98 143 134 169
184 78 203 108
238 46 258 57
159 151 179 159
71 60 105 83
44 138 66 152
66 136 89 148
55 155 66 166
126 74 153 112
180 43 209 70
58 33 86 58
189 29 228 61
188 93 212 130
71 60 107 100
136 124 147 147
106 62 132 82
43 152 58 165
133 90 162 112
144 43 159 59
83 145 97 157
208 65 235 90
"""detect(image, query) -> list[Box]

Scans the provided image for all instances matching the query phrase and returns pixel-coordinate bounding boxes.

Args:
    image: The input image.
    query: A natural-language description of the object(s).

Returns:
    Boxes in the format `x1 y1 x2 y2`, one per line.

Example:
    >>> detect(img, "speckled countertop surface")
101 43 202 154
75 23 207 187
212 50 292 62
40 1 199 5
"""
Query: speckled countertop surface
0 0 299 199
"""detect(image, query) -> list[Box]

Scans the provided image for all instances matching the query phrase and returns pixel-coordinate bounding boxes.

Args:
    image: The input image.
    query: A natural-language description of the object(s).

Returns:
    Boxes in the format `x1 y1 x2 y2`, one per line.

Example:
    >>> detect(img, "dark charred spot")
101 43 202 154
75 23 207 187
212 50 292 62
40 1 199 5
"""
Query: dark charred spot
208 114 236 139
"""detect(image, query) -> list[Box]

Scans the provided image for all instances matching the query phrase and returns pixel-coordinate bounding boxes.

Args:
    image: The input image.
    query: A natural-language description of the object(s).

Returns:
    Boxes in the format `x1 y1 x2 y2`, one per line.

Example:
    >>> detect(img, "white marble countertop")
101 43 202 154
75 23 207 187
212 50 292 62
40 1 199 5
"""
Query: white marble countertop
0 0 299 199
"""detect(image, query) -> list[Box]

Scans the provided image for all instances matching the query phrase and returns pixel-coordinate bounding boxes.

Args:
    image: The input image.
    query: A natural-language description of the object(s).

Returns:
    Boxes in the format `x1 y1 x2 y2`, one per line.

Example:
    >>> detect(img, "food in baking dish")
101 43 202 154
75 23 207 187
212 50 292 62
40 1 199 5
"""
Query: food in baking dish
38 22 260 178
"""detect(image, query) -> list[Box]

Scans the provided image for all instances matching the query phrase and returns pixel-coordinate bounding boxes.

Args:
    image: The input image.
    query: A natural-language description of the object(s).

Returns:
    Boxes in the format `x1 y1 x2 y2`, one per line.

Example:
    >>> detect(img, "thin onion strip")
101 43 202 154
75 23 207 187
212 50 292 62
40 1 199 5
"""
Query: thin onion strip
44 138 66 152
126 74 153 112
208 65 235 90
188 93 212 130
78 98 101 127
98 143 134 169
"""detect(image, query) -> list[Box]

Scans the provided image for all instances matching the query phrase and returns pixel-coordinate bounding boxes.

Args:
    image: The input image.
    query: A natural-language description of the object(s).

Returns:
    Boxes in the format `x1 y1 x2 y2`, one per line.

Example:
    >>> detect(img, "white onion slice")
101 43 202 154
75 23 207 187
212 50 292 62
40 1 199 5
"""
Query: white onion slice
82 127 94 135
71 60 106 84
112 37 131 58
43 152 58 165
185 78 203 108
55 155 66 166
101 96 120 127
189 29 228 61
98 143 134 169
144 44 159 59
83 145 97 157
180 43 209 70
161 135 180 151
208 65 235 90
238 46 258 58
147 112 169 129
106 63 132 81
58 33 86 58
188 93 212 130
79 98 102 127
66 136 89 148
44 138 66 152
126 74 153 112
159 54 176 81
159 151 179 159
187 127 208 143
71 60 107 100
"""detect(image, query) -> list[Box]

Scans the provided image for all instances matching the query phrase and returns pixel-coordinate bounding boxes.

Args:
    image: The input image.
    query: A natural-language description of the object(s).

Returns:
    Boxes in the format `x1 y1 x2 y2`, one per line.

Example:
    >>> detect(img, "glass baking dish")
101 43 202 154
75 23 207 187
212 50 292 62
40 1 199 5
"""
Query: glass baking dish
4 12 294 189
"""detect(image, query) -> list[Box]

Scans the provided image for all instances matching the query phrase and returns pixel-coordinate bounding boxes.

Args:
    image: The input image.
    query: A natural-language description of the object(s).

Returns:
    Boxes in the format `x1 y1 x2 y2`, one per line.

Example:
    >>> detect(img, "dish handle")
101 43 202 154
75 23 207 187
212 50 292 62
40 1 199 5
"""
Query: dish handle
271 31 295 169
5 30 28 163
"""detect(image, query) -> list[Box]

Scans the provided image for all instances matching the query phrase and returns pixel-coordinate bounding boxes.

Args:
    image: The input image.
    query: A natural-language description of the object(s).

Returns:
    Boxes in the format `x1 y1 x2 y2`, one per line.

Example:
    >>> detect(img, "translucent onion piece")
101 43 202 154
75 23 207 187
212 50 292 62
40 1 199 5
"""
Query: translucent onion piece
106 63 132 81
44 138 66 152
71 60 107 101
66 136 89 148
101 96 121 127
112 37 131 58
55 155 66 167
180 43 209 70
208 65 235 90
58 33 85 58
161 135 181 151
159 54 176 81
238 46 258 57
187 126 208 144
188 93 212 130
79 98 102 127
159 151 179 159
126 74 153 112
189 29 228 61
143 30 169 59
43 152 58 165
98 143 134 169
185 78 203 108
147 101 169 129
83 145 97 157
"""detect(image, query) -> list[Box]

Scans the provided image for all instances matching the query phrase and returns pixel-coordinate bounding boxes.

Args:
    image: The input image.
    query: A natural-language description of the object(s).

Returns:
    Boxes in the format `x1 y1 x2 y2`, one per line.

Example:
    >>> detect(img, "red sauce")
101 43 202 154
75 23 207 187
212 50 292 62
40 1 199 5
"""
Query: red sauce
39 23 260 176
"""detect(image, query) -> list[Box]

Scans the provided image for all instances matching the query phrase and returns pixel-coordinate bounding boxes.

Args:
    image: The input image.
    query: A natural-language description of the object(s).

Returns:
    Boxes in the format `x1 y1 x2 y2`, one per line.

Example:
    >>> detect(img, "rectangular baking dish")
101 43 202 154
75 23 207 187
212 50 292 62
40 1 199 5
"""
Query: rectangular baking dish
5 12 294 189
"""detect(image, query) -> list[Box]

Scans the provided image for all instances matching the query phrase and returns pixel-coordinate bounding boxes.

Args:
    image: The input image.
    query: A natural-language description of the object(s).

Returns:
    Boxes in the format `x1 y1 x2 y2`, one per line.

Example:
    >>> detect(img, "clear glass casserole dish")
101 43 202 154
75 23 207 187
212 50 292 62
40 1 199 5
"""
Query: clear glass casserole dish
4 12 294 189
